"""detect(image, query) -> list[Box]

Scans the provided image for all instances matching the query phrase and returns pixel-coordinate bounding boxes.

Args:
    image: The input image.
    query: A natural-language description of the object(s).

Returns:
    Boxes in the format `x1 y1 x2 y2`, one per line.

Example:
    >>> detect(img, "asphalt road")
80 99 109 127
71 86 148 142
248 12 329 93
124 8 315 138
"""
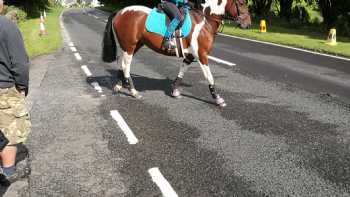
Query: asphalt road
4 8 350 197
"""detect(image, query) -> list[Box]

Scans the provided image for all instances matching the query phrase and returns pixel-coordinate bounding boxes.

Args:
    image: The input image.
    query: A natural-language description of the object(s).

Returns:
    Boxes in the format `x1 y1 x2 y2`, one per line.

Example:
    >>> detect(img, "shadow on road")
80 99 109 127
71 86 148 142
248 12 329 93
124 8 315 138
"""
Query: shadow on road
86 69 193 98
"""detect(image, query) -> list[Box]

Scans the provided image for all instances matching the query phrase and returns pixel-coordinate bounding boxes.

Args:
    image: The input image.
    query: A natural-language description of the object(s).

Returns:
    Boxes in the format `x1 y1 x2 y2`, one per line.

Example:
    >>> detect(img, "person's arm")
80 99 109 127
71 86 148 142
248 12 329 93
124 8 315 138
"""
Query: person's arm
5 20 29 95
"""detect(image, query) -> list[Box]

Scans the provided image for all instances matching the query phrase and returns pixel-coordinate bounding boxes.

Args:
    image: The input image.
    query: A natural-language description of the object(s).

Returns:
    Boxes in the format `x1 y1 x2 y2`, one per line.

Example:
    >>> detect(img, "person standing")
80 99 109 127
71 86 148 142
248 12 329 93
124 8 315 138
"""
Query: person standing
0 0 31 185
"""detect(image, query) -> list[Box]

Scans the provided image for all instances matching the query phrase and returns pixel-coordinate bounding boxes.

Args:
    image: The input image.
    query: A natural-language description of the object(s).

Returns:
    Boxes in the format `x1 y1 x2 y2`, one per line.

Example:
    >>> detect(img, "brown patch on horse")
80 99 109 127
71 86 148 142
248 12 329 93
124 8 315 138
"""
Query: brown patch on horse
113 10 148 54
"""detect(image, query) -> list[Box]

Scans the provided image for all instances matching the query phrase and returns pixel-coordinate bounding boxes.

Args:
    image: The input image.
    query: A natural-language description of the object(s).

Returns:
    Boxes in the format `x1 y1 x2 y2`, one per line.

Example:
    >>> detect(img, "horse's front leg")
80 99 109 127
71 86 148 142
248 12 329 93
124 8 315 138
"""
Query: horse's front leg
198 56 227 107
172 59 191 98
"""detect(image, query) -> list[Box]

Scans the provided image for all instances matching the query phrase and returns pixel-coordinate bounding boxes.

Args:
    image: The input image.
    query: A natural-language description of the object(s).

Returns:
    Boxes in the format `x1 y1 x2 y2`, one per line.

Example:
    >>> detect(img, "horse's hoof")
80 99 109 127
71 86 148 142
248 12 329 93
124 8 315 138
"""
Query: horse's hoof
218 102 227 108
114 84 122 92
133 94 142 99
171 89 182 98
216 96 226 108
130 89 142 99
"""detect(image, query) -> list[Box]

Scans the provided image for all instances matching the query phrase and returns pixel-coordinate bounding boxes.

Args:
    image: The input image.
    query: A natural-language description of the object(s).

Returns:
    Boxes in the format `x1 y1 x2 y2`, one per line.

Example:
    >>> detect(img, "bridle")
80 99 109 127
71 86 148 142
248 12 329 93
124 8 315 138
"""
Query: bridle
219 0 248 32
225 0 241 21
203 0 241 34
228 0 241 18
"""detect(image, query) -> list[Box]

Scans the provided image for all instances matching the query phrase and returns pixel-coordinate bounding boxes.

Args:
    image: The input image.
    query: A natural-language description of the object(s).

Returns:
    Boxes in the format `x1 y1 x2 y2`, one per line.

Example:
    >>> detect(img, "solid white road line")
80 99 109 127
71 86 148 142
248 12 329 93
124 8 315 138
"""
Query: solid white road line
93 15 99 19
110 110 139 145
104 19 108 23
148 168 179 197
91 82 103 93
208 55 236 66
81 65 92 77
218 33 350 62
74 53 82 61
68 42 74 47
70 46 77 52
59 12 71 43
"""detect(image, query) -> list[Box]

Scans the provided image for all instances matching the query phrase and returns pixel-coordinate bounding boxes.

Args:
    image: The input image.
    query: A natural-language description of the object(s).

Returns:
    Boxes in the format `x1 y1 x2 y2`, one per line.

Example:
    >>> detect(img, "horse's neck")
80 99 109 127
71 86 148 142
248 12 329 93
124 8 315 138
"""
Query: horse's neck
204 14 223 35
190 9 223 35
199 1 226 34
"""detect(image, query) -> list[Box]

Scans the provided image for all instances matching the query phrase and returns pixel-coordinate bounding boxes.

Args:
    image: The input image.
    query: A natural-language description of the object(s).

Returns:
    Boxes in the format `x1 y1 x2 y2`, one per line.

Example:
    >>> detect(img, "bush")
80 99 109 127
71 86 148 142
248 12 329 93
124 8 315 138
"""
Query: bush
4 5 27 22
336 13 350 36
291 5 310 24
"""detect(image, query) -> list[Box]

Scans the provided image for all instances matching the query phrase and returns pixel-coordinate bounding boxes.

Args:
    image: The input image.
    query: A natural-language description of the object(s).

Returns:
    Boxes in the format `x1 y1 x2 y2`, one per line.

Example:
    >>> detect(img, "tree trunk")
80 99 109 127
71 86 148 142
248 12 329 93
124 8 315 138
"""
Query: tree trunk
252 0 273 17
279 0 293 21
318 0 336 28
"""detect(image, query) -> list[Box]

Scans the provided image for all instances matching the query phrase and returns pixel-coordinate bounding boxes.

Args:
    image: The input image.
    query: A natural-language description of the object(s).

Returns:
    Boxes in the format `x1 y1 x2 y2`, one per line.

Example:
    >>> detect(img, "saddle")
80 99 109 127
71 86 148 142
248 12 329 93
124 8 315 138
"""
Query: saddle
145 7 192 38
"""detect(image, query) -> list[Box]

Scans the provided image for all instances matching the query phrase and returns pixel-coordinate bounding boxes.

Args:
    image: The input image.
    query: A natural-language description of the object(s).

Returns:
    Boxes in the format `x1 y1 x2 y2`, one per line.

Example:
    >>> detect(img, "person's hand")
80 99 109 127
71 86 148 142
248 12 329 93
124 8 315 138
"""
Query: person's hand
15 86 26 96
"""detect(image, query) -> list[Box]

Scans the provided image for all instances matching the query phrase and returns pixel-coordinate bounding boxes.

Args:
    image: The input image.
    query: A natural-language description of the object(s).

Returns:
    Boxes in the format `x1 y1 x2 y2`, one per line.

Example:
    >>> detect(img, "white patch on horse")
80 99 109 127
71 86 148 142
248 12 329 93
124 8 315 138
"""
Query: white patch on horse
202 0 227 15
189 19 206 58
199 62 215 85
121 6 151 15
118 50 133 78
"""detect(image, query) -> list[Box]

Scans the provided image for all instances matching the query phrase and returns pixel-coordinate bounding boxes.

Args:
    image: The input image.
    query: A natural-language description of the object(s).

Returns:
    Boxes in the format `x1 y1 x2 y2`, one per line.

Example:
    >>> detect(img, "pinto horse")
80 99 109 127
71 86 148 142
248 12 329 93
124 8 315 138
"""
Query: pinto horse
102 0 251 107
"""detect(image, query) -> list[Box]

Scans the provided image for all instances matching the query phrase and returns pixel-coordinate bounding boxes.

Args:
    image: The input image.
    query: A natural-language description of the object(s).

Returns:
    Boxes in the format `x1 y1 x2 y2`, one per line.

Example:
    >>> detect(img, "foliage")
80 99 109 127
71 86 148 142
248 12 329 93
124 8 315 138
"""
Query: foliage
4 5 27 22
5 0 51 17
250 0 274 17
318 0 350 36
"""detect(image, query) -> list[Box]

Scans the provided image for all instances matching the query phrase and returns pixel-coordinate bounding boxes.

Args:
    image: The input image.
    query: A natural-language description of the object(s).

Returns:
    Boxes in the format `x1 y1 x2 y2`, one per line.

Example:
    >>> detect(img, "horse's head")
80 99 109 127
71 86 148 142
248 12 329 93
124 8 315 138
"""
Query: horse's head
226 0 251 29
201 0 251 29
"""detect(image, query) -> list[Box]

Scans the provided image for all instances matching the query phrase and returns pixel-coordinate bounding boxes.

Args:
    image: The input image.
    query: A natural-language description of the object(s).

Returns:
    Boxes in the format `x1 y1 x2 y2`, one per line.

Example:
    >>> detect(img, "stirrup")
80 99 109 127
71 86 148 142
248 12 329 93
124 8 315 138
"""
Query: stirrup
162 39 176 50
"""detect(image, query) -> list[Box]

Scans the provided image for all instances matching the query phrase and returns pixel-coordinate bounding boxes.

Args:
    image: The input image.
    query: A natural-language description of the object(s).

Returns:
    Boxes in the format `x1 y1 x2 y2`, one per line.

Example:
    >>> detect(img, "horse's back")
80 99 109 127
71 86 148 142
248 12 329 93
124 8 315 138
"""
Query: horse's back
113 6 151 51
117 5 151 17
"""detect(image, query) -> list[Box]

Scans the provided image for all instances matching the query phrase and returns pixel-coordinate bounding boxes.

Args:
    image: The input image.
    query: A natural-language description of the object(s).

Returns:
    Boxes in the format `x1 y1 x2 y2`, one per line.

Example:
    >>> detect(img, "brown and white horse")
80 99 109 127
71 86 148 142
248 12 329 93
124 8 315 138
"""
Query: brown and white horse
102 0 251 107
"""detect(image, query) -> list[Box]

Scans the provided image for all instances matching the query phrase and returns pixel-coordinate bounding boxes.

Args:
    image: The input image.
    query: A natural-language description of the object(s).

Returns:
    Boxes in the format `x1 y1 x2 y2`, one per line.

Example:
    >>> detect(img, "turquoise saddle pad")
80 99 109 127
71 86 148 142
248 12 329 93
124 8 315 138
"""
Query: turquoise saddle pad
145 8 192 37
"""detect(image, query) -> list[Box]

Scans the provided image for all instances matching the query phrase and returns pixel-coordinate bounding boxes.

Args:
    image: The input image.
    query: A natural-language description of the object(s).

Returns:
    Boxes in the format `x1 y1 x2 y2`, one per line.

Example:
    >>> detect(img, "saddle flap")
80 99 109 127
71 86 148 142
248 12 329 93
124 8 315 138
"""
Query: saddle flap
145 8 192 38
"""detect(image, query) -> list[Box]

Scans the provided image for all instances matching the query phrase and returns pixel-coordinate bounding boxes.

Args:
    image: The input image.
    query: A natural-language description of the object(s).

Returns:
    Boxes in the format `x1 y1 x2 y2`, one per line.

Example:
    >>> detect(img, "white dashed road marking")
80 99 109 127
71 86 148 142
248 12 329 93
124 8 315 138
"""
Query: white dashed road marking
148 168 179 197
68 42 74 47
110 110 139 145
81 65 92 77
70 46 77 52
91 82 103 93
74 53 82 61
208 55 236 66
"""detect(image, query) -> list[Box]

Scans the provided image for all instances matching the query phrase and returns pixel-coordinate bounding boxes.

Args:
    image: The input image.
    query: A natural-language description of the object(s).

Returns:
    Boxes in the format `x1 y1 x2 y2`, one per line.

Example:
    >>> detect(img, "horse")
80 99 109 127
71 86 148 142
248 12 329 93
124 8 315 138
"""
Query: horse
102 0 251 107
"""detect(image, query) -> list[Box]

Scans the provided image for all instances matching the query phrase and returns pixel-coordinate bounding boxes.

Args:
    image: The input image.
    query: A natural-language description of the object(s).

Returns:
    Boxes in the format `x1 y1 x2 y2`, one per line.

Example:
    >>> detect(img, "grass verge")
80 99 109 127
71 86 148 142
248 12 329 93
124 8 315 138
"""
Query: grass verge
222 20 350 58
19 7 63 58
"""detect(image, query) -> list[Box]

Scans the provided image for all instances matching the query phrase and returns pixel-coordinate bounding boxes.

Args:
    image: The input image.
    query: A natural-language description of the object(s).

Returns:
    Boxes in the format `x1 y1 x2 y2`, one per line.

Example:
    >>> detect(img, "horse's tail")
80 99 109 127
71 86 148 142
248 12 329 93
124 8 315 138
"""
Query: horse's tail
102 11 118 63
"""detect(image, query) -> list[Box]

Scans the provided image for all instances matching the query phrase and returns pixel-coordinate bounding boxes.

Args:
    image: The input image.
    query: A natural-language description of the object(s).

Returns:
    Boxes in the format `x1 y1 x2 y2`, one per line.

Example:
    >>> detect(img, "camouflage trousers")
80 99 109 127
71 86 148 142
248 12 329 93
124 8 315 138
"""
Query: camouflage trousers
0 87 31 145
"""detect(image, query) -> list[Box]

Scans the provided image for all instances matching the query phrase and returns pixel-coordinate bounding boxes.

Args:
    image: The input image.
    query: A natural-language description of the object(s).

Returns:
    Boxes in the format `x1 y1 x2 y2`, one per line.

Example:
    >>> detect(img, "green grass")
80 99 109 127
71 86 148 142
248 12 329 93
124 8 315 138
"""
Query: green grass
18 7 63 58
222 20 350 58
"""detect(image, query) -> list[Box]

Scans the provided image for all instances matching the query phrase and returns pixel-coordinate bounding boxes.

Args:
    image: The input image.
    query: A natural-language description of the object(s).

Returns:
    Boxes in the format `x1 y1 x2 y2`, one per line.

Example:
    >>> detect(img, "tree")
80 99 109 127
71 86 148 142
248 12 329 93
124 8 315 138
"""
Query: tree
5 0 50 17
318 0 350 35
279 0 293 20
250 0 274 17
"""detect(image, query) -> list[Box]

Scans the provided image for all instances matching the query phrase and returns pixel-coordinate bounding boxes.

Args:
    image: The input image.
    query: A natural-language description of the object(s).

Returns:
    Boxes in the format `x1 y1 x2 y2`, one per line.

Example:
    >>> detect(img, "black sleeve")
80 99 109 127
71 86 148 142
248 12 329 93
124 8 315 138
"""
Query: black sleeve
5 20 29 94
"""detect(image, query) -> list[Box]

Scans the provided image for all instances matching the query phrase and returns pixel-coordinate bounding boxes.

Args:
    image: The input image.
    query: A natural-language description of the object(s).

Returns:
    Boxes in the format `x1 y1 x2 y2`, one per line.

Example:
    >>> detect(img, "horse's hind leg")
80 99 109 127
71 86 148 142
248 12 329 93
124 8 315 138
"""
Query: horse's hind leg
118 50 142 99
114 69 125 92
